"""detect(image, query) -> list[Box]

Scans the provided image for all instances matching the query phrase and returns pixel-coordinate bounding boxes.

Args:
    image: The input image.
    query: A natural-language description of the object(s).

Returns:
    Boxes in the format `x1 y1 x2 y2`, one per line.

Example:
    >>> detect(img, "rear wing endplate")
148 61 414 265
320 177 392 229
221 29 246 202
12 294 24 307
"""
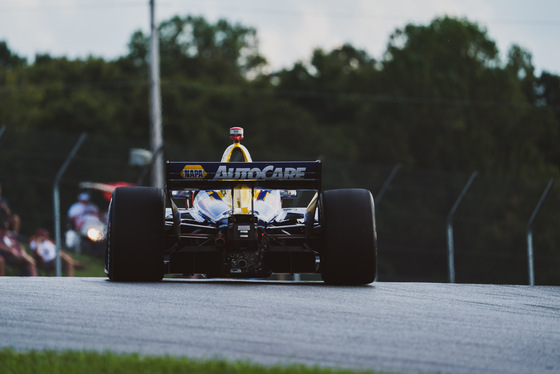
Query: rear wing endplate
166 161 321 191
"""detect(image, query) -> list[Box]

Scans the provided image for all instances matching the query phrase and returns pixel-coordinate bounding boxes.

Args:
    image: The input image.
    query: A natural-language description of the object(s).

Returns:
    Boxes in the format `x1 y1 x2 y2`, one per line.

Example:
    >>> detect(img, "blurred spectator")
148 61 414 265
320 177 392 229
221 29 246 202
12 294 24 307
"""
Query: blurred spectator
29 228 80 276
0 222 37 276
67 192 101 231
0 182 20 234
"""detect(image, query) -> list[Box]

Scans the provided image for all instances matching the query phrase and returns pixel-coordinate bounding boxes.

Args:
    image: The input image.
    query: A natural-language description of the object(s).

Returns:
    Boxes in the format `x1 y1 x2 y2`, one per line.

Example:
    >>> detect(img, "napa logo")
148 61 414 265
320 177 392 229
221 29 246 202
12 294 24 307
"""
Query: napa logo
181 165 207 179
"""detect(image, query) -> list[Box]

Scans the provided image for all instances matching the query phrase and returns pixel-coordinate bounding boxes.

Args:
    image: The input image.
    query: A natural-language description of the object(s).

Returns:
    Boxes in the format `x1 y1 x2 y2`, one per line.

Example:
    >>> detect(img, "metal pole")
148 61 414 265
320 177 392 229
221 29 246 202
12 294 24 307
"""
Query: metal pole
53 133 87 276
136 145 164 186
526 178 554 286
149 0 164 189
375 164 401 206
446 171 478 283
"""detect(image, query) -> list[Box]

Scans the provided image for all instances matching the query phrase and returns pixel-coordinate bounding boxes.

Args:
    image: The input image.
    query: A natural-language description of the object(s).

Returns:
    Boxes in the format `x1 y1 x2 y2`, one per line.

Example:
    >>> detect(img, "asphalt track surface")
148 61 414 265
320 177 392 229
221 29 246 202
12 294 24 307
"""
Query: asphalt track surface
1 277 559 374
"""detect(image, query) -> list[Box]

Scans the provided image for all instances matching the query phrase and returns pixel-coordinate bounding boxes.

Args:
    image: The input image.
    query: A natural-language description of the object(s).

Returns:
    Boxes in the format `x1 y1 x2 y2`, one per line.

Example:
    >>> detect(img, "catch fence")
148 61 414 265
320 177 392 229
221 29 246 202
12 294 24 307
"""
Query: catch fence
1 127 558 284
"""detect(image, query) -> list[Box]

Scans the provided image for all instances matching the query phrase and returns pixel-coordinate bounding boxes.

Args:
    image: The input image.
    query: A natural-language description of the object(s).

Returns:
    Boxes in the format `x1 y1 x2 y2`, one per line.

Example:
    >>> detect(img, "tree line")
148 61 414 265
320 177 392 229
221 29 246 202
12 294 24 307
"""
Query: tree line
1 15 558 177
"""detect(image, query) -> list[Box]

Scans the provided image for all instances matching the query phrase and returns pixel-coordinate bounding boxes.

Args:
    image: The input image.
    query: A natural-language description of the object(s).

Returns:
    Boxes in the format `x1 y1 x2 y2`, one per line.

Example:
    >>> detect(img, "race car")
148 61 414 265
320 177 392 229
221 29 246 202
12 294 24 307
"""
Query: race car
105 127 377 285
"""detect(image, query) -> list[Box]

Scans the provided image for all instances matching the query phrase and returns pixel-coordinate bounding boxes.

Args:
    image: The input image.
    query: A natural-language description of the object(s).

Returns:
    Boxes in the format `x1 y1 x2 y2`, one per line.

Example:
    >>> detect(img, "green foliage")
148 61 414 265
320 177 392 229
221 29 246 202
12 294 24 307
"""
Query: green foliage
1 15 559 176
0 349 382 374
0 41 27 69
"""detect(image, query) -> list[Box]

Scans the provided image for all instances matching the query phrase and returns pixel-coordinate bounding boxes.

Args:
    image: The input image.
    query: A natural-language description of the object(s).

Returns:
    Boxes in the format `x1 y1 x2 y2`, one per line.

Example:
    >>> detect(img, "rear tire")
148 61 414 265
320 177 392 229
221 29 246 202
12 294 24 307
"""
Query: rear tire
320 189 377 285
105 186 165 281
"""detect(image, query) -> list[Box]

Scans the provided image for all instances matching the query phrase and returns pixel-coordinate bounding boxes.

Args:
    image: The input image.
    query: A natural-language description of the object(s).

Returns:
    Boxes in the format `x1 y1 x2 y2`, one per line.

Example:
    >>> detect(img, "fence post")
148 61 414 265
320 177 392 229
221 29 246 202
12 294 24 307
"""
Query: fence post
53 133 87 276
446 171 478 283
526 178 554 286
375 164 401 206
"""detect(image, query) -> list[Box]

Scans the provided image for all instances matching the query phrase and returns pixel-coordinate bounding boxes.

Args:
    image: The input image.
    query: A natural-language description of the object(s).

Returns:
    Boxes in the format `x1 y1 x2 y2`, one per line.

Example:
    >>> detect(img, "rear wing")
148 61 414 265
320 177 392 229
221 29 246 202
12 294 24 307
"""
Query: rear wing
166 161 321 191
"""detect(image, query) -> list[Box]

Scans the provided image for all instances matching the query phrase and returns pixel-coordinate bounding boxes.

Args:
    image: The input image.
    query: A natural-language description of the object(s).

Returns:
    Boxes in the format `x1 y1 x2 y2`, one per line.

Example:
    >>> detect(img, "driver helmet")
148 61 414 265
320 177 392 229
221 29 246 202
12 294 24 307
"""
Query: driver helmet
78 192 90 202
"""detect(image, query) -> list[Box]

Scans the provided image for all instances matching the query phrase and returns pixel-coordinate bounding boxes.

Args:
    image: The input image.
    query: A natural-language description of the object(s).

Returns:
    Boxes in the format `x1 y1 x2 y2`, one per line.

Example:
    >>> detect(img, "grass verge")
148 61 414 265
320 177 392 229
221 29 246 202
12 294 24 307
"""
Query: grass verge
0 349 385 374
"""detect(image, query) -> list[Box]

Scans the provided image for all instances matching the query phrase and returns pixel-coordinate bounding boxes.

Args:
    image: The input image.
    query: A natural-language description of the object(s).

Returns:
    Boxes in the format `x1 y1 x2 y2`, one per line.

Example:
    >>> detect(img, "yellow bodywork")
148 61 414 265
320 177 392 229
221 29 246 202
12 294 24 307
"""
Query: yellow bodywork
221 143 253 163
220 141 254 214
